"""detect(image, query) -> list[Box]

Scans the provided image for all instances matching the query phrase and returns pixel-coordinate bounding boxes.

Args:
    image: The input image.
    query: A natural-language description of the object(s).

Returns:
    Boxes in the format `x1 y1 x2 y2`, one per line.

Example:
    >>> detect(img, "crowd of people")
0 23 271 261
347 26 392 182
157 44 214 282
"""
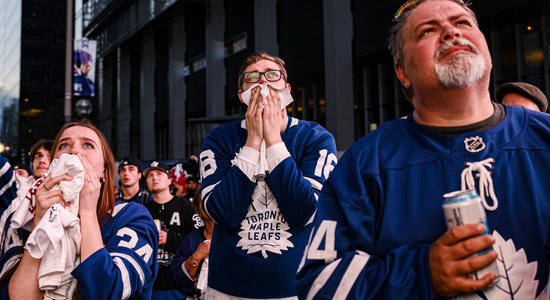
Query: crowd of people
0 0 548 299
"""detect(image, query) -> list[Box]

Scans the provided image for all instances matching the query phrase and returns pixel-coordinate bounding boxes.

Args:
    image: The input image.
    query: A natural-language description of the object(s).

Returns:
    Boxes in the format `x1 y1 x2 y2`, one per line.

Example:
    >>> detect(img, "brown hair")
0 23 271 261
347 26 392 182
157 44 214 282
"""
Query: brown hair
387 0 477 65
51 121 115 221
29 139 53 162
237 51 288 90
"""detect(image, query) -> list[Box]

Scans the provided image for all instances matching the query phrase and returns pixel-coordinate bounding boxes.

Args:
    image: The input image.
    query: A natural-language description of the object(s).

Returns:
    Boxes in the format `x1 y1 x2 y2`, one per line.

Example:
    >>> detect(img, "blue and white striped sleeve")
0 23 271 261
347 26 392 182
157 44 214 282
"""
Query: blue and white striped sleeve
72 203 158 299
0 156 17 216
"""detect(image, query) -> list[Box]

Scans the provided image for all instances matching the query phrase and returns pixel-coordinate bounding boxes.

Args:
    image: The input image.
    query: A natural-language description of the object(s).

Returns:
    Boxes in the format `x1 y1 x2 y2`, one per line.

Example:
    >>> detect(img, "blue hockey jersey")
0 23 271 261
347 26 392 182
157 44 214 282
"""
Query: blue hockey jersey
200 117 337 298
72 201 159 299
296 106 550 299
0 156 17 216
0 201 158 300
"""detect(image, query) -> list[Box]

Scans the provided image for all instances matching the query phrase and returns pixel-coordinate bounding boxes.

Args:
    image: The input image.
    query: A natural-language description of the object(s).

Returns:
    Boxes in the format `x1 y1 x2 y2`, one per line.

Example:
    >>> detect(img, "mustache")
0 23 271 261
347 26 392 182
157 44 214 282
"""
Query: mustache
435 38 479 60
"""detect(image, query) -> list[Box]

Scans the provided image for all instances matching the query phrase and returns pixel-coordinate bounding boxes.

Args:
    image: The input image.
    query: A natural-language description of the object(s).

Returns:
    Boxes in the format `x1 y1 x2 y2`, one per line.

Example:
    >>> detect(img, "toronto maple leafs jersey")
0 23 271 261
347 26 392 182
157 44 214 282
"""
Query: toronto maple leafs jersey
296 105 550 299
74 201 159 299
200 117 337 298
0 201 159 300
0 156 16 216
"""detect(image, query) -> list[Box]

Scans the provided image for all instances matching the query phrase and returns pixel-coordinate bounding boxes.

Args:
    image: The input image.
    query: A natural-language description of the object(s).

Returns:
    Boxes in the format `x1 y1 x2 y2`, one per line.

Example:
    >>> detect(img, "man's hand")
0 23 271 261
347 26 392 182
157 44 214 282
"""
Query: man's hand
159 230 168 245
263 86 284 147
244 86 264 150
429 223 498 297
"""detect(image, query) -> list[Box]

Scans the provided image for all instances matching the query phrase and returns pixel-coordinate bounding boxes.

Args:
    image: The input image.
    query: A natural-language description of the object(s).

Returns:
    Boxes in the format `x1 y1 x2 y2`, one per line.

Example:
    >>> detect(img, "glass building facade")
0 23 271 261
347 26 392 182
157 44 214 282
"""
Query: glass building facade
0 0 22 160
0 0 67 164
81 0 549 160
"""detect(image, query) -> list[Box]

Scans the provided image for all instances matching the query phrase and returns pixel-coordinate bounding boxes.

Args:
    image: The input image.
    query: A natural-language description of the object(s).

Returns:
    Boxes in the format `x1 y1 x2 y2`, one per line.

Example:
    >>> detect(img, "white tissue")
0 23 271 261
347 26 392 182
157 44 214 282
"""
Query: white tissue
241 83 294 109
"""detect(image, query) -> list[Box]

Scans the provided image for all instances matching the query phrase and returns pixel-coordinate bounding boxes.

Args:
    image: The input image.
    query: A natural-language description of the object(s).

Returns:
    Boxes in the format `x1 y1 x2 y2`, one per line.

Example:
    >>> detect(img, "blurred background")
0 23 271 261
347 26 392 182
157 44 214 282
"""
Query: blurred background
0 0 548 165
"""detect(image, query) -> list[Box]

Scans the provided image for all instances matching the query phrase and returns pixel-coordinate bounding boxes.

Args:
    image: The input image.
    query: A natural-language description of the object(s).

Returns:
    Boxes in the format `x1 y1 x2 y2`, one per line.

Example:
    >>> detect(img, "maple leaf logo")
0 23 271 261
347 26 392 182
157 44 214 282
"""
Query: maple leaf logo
454 230 543 300
236 181 294 258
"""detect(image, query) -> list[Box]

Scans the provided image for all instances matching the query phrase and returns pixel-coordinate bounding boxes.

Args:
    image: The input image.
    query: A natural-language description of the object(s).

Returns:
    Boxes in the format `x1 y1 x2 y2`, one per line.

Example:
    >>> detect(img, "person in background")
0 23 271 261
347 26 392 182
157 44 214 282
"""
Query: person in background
169 163 187 198
296 0 550 299
0 121 158 299
16 140 53 200
185 155 200 179
145 161 201 300
199 51 337 299
170 191 211 299
118 156 145 204
0 140 53 236
182 176 199 203
496 81 548 112
12 164 29 182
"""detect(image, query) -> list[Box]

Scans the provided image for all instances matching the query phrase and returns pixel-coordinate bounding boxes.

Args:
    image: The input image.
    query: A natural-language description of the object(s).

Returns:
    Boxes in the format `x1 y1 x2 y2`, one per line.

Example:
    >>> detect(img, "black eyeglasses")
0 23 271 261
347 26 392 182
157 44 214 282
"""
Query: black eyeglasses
394 0 465 19
240 70 285 84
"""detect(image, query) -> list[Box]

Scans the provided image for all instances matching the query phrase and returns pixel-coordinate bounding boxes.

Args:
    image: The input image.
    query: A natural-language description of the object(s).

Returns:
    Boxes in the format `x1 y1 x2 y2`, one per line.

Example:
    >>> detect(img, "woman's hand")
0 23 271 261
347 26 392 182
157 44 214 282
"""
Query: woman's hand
34 173 73 228
77 153 102 219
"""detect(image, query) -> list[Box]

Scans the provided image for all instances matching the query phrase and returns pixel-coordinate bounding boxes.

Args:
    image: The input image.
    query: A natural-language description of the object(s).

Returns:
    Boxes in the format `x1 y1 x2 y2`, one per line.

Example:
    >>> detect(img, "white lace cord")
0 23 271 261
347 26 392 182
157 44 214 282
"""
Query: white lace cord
460 158 499 211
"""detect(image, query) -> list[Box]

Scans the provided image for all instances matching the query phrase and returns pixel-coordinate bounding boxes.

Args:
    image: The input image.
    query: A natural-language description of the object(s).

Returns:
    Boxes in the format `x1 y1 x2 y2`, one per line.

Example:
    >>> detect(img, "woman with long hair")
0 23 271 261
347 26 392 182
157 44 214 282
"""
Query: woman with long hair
1 121 158 299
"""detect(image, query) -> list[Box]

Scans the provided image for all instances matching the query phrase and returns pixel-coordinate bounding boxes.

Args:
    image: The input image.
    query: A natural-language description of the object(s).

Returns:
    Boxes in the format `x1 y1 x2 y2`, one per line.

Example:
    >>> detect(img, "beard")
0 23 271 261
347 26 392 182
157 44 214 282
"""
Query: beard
435 38 486 88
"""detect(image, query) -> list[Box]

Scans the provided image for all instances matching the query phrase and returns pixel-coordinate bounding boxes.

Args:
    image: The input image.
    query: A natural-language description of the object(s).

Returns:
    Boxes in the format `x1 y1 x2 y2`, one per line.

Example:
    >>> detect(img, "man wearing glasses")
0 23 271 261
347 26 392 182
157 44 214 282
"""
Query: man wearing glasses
199 52 337 299
297 0 550 299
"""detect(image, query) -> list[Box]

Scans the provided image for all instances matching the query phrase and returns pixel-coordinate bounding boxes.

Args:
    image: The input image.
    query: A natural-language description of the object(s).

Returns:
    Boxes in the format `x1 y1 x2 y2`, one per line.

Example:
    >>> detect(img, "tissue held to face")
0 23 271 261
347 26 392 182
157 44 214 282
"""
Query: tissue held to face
239 59 293 109
241 83 294 109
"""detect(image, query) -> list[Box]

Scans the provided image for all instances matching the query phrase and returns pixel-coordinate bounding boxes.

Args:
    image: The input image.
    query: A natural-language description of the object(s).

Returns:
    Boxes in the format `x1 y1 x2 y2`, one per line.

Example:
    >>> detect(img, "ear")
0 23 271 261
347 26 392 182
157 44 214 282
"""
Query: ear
394 62 411 90
285 83 292 94
237 90 245 104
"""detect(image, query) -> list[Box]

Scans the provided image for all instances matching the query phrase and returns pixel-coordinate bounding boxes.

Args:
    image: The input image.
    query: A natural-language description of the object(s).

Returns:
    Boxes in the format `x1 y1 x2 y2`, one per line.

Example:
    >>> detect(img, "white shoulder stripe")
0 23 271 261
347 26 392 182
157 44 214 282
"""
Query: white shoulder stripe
0 164 15 197
306 258 341 300
290 117 299 127
111 252 146 296
202 182 220 221
112 203 128 217
304 177 323 191
333 251 370 300
0 162 11 176
112 256 131 299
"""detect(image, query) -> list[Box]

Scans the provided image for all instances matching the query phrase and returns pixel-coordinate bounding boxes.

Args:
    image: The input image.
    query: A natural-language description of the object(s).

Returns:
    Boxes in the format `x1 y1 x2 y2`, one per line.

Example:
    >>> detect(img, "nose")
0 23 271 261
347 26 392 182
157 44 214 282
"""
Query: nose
258 73 268 84
70 145 82 155
441 24 461 41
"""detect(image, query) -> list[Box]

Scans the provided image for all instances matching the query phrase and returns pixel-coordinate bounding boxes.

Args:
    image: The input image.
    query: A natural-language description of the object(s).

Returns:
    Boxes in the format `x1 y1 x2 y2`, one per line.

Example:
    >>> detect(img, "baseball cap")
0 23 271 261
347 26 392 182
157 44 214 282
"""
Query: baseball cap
119 156 142 173
13 163 30 174
143 161 170 177
496 82 548 112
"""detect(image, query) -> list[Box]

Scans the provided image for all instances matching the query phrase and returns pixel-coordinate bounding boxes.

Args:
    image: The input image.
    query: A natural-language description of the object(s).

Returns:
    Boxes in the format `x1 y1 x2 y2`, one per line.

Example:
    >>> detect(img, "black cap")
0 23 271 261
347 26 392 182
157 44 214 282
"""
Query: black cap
119 156 142 172
143 161 170 177
13 163 29 174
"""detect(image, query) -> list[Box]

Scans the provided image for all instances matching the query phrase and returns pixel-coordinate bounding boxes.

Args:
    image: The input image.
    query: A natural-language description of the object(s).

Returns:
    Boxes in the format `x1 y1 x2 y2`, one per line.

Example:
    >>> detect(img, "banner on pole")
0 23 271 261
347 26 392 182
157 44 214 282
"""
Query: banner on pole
73 39 97 97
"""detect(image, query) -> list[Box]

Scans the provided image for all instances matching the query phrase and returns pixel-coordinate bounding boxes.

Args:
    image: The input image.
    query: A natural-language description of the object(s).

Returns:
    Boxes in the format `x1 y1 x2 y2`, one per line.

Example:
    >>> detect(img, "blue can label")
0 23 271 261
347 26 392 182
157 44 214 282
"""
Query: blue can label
443 190 500 284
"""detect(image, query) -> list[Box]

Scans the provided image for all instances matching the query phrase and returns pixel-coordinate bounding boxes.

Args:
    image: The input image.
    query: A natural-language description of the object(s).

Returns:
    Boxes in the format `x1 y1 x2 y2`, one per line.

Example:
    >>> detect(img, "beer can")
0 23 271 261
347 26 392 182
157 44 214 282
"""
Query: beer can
442 189 499 284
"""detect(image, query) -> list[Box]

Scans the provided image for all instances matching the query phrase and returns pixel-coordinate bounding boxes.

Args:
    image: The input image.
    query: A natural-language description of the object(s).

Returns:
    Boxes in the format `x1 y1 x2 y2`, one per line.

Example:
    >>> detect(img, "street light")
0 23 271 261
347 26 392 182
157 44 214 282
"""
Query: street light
75 99 92 119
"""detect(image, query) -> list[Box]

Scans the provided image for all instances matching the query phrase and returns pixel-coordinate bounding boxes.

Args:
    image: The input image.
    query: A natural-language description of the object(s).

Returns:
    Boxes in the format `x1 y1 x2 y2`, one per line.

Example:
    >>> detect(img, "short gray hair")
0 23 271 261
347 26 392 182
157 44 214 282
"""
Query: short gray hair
387 0 477 65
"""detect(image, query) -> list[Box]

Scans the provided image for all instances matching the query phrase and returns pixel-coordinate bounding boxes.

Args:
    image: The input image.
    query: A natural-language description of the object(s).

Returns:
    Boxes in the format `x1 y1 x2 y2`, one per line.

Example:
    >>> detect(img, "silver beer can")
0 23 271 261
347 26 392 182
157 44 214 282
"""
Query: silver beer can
442 189 499 285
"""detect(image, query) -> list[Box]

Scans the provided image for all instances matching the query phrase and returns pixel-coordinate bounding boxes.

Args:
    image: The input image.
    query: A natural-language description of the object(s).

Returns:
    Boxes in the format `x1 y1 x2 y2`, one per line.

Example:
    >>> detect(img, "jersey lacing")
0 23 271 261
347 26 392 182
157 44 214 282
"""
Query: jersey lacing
460 157 498 211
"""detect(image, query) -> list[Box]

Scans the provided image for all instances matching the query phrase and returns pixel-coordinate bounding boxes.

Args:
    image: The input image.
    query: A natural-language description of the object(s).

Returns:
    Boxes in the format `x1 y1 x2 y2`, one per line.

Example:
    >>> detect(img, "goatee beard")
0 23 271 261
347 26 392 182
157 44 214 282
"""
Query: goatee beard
435 38 486 88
